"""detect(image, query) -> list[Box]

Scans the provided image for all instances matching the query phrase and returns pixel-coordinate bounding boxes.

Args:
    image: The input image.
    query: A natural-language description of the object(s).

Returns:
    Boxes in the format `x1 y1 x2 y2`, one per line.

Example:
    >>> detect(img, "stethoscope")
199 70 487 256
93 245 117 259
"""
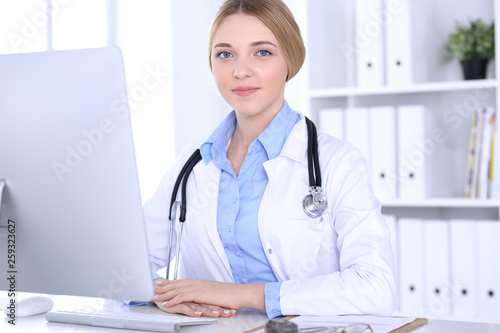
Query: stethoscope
165 117 327 280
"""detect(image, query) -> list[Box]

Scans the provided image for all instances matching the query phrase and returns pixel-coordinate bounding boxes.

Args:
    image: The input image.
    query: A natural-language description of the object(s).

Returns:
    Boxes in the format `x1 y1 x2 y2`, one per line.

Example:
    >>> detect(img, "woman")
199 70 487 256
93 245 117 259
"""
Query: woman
148 0 396 319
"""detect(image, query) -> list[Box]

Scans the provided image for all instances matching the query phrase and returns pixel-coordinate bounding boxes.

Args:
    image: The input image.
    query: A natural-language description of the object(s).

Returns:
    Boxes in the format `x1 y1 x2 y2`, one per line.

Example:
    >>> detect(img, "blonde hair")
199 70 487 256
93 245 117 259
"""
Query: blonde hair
208 0 305 81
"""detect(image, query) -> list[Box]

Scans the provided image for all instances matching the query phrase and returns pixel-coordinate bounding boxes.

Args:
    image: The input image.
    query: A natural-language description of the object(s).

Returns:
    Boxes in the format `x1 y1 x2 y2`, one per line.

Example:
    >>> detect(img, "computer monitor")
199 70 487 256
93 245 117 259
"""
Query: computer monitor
0 47 154 301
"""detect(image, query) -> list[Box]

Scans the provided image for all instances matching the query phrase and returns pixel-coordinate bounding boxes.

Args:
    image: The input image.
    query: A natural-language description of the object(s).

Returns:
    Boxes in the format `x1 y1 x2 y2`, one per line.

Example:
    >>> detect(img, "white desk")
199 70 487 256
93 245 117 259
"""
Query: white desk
3 295 500 333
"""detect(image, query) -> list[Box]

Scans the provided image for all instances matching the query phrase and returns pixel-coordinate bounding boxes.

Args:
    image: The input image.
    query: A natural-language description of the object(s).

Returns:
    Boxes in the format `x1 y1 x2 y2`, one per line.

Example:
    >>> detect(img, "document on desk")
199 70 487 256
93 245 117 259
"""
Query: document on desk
252 315 417 333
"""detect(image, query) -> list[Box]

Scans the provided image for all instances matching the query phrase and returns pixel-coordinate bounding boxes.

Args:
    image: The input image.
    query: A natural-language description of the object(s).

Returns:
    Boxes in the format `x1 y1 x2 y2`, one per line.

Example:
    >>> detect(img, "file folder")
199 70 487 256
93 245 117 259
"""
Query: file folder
370 106 397 200
450 220 478 320
319 108 344 141
345 107 371 166
398 218 424 316
477 108 494 199
397 105 454 198
384 0 412 86
422 220 450 318
355 0 385 87
477 220 500 322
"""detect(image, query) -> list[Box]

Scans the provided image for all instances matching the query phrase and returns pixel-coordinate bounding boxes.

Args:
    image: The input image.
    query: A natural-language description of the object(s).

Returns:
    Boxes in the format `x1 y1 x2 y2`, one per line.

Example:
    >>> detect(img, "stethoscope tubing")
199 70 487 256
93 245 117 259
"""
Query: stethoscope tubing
167 117 325 279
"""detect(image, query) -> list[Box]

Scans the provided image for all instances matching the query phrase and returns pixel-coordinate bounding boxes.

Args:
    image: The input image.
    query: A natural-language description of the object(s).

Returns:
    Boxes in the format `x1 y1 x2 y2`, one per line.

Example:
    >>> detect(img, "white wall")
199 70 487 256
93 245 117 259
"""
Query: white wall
116 1 175 201
170 0 230 154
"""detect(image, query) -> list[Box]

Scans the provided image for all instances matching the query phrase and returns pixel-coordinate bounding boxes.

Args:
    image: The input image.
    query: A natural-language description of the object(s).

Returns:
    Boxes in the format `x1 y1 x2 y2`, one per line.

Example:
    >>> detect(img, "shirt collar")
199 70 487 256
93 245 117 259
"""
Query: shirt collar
200 100 299 164
256 100 299 160
200 111 236 165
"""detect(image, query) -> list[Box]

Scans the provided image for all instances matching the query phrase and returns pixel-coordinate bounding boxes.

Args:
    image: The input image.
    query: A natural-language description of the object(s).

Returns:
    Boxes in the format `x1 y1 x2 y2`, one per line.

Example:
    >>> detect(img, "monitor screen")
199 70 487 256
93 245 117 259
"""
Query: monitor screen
0 47 154 301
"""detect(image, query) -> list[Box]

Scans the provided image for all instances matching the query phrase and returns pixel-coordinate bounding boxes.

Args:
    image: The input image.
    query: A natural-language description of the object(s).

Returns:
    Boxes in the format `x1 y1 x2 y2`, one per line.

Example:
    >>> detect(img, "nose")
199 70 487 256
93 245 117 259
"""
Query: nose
232 58 252 79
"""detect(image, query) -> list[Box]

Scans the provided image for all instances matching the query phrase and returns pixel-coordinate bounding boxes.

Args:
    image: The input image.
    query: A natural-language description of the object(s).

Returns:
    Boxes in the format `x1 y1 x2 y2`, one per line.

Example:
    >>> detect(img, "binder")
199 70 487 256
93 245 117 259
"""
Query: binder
489 109 498 199
355 0 385 87
422 220 451 318
345 107 371 165
477 108 494 199
488 109 497 199
465 110 479 198
369 106 397 200
450 220 478 320
384 0 412 86
385 214 399 299
397 105 454 198
318 108 344 141
472 109 486 198
476 220 500 322
398 218 424 316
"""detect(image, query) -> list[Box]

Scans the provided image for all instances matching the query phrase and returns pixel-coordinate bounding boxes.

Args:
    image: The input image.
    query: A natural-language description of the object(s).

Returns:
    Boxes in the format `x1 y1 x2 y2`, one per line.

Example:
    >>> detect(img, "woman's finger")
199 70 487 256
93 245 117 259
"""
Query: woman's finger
155 301 223 318
199 304 237 317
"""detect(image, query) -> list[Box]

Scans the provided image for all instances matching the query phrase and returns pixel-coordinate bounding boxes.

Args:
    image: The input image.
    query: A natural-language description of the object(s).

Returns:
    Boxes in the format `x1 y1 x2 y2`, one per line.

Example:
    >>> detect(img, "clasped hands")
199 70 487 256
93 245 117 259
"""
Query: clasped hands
152 278 265 318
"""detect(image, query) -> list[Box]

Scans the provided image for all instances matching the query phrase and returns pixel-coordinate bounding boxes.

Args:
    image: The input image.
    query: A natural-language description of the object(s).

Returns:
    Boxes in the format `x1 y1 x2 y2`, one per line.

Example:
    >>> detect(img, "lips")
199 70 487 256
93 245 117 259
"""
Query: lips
232 86 259 97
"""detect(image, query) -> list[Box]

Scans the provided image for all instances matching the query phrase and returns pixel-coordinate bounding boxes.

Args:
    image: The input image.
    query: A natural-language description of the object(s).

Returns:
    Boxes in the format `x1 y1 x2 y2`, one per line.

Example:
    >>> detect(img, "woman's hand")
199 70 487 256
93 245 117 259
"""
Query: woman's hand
153 279 237 318
154 299 236 318
153 279 265 313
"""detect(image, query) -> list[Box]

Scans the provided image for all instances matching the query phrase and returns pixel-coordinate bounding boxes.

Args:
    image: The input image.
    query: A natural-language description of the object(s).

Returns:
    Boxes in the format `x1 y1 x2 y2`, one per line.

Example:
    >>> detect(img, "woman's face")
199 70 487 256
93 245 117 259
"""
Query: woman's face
211 14 288 119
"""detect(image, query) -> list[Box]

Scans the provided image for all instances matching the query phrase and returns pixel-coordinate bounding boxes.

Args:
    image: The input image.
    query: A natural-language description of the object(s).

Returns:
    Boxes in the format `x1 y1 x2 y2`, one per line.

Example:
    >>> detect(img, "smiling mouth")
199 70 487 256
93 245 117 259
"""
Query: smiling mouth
232 87 259 97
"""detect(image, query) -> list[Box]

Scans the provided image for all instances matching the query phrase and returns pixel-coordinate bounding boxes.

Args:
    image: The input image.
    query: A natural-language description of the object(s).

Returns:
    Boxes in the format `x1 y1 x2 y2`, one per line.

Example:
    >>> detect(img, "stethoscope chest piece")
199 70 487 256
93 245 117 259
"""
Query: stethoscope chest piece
302 186 328 218
302 117 328 218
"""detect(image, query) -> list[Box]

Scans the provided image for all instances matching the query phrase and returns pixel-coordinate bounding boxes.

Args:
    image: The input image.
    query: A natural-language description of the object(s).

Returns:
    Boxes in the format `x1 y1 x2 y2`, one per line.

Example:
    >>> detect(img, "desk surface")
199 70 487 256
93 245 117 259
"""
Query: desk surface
2 294 500 333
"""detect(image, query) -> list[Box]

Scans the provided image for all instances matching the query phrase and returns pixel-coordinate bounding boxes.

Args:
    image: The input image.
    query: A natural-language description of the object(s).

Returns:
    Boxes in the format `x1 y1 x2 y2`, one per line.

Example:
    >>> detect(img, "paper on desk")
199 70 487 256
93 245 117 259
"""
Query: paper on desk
290 315 416 333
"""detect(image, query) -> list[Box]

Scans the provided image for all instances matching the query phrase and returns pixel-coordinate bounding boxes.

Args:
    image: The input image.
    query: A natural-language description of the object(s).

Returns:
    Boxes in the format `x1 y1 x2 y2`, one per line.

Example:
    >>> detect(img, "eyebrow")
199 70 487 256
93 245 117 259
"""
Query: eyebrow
212 40 278 49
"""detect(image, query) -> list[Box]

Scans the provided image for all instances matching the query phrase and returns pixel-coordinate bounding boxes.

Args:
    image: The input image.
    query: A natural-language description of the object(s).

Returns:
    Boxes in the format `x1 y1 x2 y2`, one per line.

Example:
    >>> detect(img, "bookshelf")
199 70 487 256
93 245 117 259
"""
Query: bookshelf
291 0 500 323
299 0 500 217
382 198 500 220
310 79 498 98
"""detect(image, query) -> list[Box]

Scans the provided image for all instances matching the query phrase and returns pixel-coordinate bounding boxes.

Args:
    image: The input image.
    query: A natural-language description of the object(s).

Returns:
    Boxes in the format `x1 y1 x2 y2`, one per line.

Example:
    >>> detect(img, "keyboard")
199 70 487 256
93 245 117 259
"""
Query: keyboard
46 308 218 333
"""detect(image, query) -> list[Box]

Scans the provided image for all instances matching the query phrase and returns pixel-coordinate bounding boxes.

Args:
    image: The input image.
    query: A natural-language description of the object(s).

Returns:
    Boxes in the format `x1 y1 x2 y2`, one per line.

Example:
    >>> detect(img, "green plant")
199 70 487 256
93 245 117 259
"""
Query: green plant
444 19 495 61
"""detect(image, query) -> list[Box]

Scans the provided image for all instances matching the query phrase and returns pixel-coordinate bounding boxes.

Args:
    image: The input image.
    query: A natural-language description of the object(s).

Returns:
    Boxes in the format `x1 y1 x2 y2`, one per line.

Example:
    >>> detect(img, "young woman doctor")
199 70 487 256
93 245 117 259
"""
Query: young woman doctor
148 0 397 319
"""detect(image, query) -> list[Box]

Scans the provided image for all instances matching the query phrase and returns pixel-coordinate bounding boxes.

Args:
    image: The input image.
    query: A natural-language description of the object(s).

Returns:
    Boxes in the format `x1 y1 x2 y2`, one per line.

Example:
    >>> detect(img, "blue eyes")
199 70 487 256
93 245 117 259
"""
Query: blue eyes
218 51 232 59
216 50 272 59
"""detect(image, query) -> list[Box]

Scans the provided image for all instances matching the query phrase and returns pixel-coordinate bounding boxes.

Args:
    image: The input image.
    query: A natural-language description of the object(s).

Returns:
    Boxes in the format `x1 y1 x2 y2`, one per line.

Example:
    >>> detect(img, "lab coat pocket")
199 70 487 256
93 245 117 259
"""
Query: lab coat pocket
283 214 332 279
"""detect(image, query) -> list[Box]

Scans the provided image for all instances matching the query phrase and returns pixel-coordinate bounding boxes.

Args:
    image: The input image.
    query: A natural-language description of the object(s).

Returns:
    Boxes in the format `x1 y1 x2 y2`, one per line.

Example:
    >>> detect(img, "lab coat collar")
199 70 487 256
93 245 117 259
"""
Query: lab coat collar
277 113 308 163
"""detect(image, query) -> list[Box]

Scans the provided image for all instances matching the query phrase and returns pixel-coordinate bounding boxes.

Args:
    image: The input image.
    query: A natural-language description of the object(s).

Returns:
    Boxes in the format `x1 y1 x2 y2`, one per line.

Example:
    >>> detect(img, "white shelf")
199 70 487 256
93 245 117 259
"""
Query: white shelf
310 79 498 98
381 198 500 220
382 198 500 208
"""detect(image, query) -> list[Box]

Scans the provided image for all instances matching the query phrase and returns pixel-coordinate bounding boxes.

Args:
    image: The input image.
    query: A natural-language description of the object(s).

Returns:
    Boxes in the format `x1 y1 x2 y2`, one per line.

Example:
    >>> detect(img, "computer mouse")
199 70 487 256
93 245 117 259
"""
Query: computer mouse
3 296 54 318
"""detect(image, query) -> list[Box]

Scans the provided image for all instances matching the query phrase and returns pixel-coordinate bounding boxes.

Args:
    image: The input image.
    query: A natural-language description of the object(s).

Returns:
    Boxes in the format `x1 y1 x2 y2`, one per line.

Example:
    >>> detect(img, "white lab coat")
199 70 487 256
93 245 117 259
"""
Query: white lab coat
143 115 397 316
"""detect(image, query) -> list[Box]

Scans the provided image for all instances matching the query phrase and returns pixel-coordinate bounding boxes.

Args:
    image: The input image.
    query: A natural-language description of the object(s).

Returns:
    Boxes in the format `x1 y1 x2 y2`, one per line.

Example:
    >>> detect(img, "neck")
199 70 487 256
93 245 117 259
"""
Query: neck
232 101 284 148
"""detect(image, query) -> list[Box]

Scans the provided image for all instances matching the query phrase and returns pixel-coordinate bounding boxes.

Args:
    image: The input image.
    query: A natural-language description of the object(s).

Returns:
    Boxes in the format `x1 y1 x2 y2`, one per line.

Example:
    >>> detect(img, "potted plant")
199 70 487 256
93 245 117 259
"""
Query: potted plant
444 18 495 80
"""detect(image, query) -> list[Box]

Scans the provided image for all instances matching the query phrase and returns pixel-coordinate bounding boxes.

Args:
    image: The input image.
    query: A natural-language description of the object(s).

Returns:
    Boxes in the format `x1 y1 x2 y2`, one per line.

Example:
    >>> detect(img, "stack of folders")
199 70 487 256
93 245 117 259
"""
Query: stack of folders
465 107 497 199
355 0 412 87
318 105 455 202
319 106 500 322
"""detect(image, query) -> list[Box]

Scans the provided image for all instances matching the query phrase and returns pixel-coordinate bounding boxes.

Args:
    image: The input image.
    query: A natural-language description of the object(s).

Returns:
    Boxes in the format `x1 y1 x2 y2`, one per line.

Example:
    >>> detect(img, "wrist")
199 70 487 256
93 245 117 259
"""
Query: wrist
236 283 265 311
